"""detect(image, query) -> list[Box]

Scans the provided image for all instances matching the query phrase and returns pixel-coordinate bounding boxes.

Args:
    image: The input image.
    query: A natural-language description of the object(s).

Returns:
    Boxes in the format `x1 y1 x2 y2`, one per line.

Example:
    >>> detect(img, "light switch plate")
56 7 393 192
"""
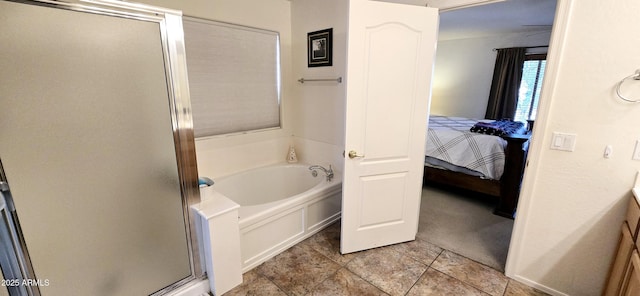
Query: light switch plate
550 132 577 152
633 140 640 160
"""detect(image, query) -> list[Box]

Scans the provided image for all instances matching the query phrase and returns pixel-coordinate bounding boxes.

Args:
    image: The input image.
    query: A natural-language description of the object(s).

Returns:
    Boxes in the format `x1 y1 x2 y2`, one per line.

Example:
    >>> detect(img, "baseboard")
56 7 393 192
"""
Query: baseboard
509 275 568 296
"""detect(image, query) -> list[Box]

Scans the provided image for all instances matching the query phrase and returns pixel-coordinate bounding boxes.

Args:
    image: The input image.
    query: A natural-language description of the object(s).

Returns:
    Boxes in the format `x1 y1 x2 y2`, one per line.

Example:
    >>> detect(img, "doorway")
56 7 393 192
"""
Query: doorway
422 0 557 271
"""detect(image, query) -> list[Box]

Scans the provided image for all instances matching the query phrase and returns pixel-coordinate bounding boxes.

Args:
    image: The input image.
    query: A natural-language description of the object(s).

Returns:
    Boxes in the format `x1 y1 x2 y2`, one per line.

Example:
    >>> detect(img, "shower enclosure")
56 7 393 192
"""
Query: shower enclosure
0 0 202 295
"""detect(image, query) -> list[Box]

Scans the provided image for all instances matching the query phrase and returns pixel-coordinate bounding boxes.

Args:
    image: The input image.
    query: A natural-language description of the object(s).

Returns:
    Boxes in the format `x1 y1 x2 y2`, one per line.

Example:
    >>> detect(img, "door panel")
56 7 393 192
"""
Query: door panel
359 173 407 227
341 0 439 253
363 24 422 160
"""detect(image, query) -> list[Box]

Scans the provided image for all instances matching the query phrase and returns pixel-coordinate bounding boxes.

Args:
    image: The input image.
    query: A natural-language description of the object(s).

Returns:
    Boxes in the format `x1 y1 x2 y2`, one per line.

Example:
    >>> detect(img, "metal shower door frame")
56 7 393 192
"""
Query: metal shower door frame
0 0 203 295
0 160 38 296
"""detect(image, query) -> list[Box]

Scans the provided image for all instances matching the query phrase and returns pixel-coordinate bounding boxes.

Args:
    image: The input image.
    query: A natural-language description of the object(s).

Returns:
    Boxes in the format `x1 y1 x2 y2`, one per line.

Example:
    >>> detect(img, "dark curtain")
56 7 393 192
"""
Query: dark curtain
484 47 526 120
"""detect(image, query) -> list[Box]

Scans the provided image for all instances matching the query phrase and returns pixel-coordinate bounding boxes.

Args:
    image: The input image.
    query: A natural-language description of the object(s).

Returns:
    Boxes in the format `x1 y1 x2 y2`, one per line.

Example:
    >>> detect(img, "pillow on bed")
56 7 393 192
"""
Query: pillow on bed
470 119 524 136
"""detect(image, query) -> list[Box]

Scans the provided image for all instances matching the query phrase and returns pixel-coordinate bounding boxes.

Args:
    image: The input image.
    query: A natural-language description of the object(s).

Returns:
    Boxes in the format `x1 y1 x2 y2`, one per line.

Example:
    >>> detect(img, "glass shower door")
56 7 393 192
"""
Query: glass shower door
0 174 29 296
0 1 201 295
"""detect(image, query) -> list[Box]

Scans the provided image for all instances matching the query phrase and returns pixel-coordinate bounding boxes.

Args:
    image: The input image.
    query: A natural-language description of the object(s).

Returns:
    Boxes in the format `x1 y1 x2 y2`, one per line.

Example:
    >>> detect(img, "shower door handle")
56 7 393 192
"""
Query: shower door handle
0 182 15 214
0 181 8 192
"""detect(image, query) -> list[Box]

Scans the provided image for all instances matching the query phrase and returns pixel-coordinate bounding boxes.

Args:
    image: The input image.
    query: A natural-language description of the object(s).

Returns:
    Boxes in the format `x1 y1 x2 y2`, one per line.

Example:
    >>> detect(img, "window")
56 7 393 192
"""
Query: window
182 17 281 138
514 54 546 122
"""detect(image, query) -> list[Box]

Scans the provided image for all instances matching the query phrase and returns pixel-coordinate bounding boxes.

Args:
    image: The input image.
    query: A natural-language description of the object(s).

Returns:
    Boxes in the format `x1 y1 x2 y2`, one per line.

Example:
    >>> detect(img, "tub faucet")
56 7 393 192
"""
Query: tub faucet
309 165 334 182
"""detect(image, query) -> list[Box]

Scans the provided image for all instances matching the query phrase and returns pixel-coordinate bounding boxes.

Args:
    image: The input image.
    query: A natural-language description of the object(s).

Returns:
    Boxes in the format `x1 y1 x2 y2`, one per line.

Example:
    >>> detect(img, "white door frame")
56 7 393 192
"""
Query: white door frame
505 0 573 289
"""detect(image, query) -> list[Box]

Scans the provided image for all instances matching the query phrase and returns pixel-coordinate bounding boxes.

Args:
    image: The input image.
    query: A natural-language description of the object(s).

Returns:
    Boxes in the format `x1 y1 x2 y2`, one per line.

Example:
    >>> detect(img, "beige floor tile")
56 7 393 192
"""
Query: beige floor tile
431 250 508 296
309 268 389 296
223 269 287 296
407 268 490 296
346 246 427 296
256 243 341 296
301 222 357 265
388 238 443 266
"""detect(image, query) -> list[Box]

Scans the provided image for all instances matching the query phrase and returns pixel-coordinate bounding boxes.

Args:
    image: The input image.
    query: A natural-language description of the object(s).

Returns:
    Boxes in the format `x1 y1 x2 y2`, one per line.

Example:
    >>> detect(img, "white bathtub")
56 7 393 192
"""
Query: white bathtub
208 163 342 271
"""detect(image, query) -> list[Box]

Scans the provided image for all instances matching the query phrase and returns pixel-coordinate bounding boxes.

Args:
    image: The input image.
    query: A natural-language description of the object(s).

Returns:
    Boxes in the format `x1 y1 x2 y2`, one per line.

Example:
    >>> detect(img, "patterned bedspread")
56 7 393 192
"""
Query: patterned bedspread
425 116 507 180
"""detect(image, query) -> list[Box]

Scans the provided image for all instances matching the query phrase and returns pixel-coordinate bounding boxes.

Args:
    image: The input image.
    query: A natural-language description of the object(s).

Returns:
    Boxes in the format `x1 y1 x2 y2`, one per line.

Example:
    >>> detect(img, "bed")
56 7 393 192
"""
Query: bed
423 116 530 218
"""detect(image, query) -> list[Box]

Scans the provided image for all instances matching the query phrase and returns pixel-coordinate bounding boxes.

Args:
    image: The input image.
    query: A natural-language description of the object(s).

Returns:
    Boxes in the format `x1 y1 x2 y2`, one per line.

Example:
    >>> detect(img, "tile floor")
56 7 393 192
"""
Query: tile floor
223 222 549 296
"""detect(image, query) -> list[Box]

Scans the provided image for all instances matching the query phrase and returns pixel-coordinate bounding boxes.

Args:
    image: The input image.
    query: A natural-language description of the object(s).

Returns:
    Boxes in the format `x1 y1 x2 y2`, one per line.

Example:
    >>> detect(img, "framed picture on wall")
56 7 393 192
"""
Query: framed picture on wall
307 28 333 67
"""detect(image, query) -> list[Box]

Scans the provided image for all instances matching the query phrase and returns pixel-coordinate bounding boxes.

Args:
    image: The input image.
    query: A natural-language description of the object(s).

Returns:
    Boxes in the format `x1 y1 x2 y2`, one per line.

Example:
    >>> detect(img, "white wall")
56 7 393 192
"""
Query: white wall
136 0 294 178
432 31 551 119
290 0 348 169
508 0 640 295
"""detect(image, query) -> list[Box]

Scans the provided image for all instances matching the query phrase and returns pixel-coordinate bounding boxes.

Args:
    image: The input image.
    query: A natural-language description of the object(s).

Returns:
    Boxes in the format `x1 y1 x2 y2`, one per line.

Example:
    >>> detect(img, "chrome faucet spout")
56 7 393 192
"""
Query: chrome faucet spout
309 165 334 182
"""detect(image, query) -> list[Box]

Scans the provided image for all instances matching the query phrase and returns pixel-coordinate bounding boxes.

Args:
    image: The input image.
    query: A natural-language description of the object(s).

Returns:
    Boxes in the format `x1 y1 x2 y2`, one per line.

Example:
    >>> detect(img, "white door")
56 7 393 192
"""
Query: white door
341 0 439 254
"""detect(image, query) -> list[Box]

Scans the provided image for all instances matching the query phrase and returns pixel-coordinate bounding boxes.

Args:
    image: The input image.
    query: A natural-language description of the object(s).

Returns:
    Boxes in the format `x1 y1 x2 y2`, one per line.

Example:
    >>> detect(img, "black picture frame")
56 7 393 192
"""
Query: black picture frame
307 28 333 67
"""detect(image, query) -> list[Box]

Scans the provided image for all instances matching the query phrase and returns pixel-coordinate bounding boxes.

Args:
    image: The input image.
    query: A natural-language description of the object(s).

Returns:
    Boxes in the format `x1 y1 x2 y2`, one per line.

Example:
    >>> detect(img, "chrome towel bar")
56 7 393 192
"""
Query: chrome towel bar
297 77 342 84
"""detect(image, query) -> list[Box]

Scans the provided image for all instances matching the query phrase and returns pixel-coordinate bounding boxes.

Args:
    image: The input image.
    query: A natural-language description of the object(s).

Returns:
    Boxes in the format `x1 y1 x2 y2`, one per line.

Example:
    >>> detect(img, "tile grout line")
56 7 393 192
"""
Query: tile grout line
252 265 290 296
429 250 507 296
401 247 445 296
429 268 490 296
307 244 346 296
346 245 429 296
302 235 355 295
304 240 391 296
326 243 387 295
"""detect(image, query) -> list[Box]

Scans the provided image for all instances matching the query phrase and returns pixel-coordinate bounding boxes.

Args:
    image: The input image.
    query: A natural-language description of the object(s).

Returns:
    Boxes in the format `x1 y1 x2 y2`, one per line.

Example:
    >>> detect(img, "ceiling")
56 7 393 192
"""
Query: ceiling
377 0 558 41
438 0 557 40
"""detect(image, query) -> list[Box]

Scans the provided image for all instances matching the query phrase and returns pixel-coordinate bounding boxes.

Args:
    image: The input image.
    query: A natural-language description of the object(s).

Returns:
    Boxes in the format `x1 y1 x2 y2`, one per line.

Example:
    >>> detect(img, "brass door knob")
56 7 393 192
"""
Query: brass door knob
348 150 364 159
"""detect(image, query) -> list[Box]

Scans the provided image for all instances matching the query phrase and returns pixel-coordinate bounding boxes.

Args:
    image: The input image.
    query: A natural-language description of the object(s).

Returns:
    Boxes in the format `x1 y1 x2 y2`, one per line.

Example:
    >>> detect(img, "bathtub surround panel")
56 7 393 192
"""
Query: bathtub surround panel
195 137 291 179
194 136 344 182
289 137 346 175
307 193 342 230
238 192 342 272
241 206 306 268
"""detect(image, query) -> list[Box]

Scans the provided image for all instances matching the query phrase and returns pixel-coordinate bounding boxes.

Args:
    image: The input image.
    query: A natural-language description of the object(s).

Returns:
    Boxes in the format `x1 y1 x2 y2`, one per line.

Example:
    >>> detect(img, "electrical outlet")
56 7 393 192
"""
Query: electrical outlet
604 145 613 159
